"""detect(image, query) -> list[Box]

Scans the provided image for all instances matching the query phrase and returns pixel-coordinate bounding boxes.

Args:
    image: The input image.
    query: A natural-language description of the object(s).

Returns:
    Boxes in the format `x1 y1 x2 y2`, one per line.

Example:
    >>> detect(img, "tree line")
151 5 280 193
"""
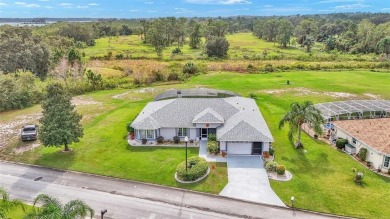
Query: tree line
253 18 390 55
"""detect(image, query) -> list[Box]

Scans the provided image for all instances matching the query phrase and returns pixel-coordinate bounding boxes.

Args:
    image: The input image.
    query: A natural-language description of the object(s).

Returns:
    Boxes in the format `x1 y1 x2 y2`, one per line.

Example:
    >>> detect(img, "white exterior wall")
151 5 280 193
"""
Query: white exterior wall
334 127 385 170
159 128 176 140
263 142 270 152
220 141 227 151
195 123 222 128
159 128 198 141
189 128 198 141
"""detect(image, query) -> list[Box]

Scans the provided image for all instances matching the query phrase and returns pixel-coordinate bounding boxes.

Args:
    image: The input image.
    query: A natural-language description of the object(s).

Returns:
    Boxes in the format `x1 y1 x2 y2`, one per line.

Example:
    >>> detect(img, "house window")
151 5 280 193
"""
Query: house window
177 128 188 137
384 156 390 168
352 137 357 145
138 129 155 139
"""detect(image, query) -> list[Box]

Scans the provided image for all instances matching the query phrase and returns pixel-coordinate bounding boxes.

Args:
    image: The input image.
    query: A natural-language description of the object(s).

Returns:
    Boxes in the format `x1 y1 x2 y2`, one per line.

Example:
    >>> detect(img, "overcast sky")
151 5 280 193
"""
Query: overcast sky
0 0 389 18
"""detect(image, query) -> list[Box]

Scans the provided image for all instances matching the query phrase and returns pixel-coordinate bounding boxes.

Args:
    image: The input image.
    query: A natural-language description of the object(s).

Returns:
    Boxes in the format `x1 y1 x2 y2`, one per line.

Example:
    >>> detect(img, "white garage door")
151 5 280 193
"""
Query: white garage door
227 142 252 155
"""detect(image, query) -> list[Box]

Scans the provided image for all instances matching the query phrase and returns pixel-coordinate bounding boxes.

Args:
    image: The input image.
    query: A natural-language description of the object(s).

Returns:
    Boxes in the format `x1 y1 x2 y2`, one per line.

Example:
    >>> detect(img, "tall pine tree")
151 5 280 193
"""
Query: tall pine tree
39 83 83 151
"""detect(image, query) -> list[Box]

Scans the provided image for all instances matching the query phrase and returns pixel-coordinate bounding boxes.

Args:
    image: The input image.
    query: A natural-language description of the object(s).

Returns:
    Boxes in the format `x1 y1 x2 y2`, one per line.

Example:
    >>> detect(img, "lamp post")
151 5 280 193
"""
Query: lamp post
101 209 107 219
291 196 295 208
184 136 189 171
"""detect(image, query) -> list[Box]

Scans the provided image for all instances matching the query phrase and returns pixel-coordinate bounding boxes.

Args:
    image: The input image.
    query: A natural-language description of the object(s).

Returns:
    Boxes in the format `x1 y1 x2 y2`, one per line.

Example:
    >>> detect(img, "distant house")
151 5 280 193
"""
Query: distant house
131 89 274 155
331 118 390 172
314 100 390 172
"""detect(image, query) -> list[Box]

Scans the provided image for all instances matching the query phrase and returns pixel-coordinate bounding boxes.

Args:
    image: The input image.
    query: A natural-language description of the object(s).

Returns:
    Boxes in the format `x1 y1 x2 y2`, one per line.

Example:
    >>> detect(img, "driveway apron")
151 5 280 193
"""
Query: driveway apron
219 155 285 207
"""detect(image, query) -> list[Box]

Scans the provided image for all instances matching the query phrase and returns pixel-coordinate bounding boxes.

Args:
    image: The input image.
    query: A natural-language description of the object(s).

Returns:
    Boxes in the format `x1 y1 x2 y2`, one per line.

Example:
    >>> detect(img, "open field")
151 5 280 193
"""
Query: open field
83 33 377 62
82 33 387 83
1 70 390 218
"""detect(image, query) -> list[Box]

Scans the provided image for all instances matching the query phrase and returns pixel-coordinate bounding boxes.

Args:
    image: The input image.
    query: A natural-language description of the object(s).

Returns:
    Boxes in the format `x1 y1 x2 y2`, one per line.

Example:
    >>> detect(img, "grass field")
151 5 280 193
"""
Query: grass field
1 70 390 218
83 33 375 62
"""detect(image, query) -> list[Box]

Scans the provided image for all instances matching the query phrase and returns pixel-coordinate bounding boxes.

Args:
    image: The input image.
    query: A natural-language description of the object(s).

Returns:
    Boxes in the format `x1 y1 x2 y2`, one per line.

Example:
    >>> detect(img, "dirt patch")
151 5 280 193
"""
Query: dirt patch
112 88 161 100
363 93 382 100
0 113 42 148
13 143 41 154
71 96 102 106
260 88 357 99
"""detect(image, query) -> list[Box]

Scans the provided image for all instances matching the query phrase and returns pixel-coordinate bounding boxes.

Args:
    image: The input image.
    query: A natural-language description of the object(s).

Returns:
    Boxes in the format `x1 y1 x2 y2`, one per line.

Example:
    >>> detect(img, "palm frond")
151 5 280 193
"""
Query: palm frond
63 199 94 219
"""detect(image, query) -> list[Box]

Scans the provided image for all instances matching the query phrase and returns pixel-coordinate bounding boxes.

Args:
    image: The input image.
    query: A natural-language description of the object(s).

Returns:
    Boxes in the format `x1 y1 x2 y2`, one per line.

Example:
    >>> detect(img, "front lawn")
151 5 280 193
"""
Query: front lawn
9 93 227 194
2 70 390 218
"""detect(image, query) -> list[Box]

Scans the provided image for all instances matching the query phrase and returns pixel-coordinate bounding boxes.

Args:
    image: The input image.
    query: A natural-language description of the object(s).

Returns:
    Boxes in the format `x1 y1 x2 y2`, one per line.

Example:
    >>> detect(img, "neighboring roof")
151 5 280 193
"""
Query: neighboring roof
332 118 390 155
193 108 224 123
131 94 274 142
154 88 240 101
315 100 390 119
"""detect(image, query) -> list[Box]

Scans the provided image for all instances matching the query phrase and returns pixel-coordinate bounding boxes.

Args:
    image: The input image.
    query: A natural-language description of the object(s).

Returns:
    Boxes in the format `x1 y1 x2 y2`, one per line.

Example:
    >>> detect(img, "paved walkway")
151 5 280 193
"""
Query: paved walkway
220 156 286 207
199 140 227 162
0 161 339 219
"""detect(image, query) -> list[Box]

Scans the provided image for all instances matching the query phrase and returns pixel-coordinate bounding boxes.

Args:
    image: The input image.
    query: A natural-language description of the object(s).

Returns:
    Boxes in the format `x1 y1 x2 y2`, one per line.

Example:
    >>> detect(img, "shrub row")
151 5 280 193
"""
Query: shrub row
265 161 286 175
176 157 209 181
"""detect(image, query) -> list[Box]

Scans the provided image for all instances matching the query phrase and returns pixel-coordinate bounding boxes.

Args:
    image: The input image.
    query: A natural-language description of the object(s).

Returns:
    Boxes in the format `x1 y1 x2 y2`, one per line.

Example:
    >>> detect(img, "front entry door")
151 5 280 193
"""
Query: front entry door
201 128 208 140
252 142 262 155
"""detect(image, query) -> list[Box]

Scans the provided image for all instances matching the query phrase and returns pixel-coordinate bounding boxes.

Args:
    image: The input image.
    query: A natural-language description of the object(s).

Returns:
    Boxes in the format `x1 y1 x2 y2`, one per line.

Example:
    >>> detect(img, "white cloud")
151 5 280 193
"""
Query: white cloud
129 9 139 12
15 2 40 7
88 3 99 6
0 3 7 6
334 3 372 10
45 6 53 8
380 8 390 11
219 0 251 4
144 1 154 4
186 0 251 4
77 5 89 8
38 0 50 2
25 4 39 7
59 3 73 6
318 0 362 3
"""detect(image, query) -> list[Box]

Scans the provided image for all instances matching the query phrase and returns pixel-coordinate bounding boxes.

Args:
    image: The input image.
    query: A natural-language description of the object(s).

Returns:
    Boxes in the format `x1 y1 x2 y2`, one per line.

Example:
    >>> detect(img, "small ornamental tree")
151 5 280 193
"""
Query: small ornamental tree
205 36 230 58
39 82 83 152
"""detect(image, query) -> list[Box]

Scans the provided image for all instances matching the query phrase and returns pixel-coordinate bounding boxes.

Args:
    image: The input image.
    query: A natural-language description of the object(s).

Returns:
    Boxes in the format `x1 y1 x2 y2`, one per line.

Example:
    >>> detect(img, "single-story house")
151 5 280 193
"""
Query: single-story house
331 118 390 172
131 89 274 155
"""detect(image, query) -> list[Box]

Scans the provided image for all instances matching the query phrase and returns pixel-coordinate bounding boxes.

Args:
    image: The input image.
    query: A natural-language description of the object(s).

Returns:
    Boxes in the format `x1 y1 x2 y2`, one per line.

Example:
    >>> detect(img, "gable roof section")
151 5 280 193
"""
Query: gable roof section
150 98 238 128
217 97 274 142
218 121 273 142
193 108 224 123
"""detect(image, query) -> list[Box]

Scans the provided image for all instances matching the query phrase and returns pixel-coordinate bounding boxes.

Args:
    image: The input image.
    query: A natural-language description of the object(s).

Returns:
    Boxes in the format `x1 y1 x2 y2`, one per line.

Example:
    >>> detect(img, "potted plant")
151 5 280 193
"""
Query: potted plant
263 151 270 159
127 122 135 140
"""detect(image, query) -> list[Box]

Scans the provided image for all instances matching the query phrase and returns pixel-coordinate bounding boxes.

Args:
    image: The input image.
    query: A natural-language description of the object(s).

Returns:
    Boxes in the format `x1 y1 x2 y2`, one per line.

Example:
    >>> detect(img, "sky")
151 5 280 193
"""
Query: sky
0 0 389 18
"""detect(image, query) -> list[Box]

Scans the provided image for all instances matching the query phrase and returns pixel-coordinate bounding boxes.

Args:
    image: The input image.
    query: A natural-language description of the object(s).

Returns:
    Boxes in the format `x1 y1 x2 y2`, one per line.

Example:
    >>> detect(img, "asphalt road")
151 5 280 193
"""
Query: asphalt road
0 161 341 219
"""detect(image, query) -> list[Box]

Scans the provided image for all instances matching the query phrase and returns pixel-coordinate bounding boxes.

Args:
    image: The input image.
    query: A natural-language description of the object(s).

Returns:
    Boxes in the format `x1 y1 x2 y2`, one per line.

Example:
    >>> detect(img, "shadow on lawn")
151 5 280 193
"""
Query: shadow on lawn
281 147 335 177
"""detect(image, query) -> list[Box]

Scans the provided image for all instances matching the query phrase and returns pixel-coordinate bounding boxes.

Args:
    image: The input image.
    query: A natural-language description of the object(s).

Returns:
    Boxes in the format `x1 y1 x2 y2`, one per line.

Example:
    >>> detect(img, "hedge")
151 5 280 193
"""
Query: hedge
176 157 209 182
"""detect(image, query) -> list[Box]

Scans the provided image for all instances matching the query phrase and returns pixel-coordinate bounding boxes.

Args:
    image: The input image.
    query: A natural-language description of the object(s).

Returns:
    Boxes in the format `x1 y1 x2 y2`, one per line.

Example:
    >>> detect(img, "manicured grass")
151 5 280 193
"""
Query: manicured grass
188 70 390 219
6 203 34 219
3 70 390 218
10 91 227 194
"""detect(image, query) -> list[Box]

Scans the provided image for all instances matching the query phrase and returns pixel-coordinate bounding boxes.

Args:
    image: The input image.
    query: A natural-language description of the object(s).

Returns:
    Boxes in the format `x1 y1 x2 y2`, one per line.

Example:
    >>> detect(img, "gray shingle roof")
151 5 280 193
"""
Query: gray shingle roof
131 96 274 142
193 108 224 123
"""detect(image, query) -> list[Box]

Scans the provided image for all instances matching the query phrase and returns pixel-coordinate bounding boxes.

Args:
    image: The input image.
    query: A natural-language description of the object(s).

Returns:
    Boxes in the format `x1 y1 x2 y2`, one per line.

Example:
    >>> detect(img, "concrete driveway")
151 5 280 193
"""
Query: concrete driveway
219 156 286 207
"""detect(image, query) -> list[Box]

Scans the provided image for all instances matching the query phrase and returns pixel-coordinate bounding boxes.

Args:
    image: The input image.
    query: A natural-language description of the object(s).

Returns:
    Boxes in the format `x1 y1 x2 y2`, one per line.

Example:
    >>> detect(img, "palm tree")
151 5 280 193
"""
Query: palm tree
279 101 324 148
24 194 94 219
0 187 24 219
